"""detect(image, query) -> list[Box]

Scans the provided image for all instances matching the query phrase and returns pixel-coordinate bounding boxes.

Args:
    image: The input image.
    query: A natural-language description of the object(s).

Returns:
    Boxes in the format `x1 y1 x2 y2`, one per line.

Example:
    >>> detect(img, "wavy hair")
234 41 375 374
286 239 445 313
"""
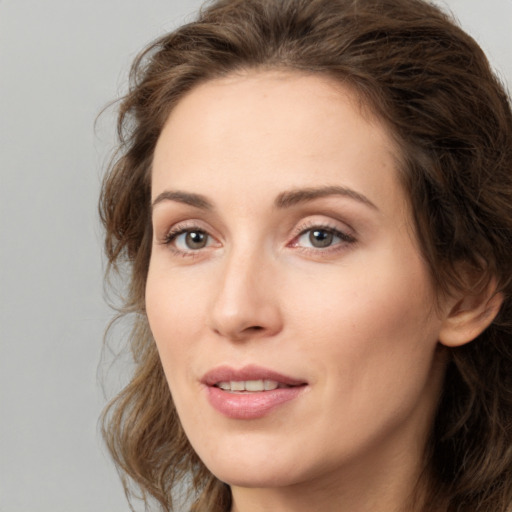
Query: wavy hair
99 0 512 510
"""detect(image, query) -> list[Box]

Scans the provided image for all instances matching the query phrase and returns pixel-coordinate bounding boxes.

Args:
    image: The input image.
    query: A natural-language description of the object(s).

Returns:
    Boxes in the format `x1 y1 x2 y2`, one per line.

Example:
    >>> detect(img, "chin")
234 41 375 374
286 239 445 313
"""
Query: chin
196 442 319 490
209 463 304 489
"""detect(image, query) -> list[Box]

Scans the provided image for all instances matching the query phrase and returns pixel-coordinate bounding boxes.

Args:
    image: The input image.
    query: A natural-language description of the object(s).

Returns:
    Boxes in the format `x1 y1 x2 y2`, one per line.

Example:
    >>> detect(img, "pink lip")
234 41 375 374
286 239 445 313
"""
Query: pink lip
201 365 308 420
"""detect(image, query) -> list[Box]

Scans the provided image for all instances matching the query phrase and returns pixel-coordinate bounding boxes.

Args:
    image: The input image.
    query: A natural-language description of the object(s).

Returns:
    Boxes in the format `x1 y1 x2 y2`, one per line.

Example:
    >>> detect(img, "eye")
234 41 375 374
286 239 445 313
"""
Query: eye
294 226 355 250
177 230 209 250
300 229 337 248
165 228 214 252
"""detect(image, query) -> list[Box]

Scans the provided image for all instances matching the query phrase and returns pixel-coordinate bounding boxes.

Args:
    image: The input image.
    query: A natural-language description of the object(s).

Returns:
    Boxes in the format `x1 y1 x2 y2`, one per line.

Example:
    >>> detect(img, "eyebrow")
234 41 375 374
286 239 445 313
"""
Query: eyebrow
274 185 378 210
151 190 213 211
151 185 377 212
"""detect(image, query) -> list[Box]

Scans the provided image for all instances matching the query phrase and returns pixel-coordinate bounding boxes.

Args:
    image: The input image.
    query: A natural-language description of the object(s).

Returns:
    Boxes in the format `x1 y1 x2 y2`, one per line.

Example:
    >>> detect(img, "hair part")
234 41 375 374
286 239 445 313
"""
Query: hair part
100 0 512 510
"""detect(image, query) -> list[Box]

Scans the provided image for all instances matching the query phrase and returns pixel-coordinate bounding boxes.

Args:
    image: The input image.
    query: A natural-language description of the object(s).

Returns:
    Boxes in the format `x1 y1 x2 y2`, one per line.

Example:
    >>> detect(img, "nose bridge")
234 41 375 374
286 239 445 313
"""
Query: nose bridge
209 236 282 340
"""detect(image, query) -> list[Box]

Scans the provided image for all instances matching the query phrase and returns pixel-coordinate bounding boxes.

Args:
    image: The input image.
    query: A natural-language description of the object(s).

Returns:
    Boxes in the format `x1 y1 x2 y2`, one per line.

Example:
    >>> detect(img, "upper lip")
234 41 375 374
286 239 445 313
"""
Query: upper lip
201 364 307 387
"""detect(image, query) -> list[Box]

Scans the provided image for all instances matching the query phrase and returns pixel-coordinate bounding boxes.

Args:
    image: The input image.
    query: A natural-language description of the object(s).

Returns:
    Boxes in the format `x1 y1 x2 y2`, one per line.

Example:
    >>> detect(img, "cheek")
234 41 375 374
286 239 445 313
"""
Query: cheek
281 264 442 464
289 256 434 338
284 248 441 389
146 255 208 326
145 263 206 377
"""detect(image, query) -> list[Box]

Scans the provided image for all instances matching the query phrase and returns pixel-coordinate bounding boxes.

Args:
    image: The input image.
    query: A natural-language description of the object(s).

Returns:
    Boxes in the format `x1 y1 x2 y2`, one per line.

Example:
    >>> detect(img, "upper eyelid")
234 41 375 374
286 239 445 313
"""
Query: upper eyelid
156 215 357 246
154 220 203 247
161 219 213 236
292 217 355 237
163 219 350 236
165 225 206 240
153 211 226 239
293 226 356 247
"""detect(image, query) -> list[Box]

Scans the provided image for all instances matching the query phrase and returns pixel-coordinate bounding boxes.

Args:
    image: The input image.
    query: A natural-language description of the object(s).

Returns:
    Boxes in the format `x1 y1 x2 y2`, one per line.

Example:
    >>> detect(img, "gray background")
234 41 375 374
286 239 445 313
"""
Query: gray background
0 1 510 511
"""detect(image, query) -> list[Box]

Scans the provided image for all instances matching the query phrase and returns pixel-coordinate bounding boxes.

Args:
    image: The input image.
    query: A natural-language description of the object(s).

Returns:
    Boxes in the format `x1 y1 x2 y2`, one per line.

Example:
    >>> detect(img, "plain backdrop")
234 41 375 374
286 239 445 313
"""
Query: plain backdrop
0 1 510 511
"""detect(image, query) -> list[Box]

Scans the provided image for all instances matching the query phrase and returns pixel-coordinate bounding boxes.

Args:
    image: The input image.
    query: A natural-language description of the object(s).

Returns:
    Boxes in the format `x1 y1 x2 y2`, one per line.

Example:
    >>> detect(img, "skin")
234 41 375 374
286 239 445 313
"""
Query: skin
146 71 454 512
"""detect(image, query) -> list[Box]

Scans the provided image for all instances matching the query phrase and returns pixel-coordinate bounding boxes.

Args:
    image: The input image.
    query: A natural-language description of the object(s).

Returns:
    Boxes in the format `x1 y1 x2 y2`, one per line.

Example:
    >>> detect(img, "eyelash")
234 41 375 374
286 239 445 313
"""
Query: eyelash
161 221 356 257
162 224 213 257
290 222 356 253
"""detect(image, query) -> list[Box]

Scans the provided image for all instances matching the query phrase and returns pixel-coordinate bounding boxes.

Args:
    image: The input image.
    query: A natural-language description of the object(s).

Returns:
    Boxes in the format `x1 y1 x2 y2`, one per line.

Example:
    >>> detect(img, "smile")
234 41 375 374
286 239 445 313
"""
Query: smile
202 365 308 419
215 380 294 392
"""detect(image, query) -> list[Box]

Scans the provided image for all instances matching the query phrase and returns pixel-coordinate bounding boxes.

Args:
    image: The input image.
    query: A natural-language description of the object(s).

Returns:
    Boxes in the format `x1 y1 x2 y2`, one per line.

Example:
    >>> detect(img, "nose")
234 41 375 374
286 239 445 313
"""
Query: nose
208 248 283 341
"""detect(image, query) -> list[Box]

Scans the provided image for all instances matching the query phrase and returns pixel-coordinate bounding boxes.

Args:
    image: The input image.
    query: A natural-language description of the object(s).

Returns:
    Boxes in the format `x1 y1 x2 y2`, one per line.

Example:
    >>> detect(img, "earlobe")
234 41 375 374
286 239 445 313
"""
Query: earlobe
438 283 504 348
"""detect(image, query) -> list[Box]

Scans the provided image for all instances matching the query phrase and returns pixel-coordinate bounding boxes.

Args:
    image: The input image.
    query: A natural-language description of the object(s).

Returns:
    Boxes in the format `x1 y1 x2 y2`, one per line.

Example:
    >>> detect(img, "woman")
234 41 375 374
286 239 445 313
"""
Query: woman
100 0 512 510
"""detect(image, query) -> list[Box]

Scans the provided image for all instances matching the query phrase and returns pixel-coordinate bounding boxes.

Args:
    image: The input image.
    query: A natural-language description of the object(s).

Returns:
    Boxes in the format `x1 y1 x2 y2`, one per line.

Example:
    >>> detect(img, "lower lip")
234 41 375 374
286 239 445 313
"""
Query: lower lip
206 386 305 420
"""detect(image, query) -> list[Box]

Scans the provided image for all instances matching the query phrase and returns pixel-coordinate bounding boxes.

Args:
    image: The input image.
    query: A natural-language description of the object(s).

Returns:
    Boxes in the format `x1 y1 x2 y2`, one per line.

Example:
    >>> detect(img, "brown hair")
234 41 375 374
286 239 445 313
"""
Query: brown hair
99 0 512 510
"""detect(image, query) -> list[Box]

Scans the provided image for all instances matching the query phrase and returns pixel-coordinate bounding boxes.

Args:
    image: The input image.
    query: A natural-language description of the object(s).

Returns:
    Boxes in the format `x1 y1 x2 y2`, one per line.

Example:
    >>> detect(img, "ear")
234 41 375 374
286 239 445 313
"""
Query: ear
439 279 503 347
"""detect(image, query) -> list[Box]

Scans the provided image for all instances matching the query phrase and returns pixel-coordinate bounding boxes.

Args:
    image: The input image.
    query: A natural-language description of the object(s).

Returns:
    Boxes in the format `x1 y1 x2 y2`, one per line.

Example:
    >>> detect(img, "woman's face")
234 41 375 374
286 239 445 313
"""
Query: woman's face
147 72 447 496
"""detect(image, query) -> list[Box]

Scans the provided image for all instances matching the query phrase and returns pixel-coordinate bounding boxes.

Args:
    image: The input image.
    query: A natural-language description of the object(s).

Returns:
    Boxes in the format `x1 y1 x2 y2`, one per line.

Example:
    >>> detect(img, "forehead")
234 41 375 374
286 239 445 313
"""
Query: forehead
151 71 405 216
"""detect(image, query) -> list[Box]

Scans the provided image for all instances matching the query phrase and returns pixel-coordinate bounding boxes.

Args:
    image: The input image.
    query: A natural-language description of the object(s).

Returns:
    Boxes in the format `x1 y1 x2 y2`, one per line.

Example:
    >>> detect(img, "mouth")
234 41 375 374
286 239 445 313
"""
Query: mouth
201 365 308 419
214 379 299 393
202 364 307 390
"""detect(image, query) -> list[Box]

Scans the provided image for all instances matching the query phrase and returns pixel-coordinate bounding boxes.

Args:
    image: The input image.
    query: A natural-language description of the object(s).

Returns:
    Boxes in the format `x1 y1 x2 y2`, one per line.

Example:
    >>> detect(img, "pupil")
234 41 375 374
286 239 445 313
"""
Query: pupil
186 231 207 249
310 229 333 248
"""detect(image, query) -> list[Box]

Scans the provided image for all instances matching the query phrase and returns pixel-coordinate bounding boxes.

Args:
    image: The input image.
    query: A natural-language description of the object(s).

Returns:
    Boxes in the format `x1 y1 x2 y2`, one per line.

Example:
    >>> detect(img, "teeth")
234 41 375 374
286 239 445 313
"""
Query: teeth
264 380 279 390
216 380 281 392
245 380 264 391
231 381 245 391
